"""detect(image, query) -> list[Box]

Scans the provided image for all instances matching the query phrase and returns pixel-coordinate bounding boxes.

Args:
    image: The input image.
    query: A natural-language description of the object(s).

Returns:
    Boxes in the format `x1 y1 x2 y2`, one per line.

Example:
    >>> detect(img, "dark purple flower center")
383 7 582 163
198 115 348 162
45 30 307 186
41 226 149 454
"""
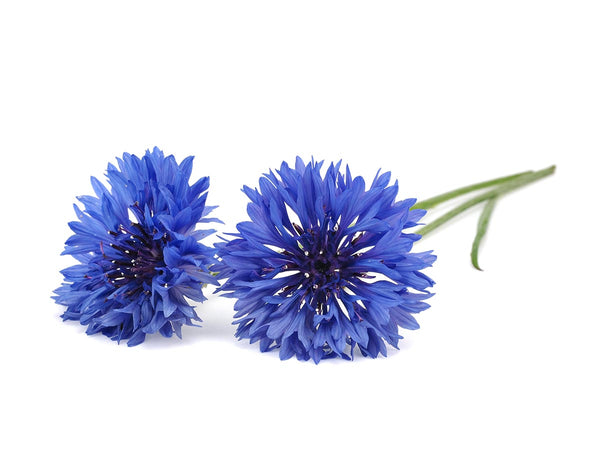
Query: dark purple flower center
273 223 374 316
302 250 340 287
313 257 332 274
105 223 166 293
290 227 350 290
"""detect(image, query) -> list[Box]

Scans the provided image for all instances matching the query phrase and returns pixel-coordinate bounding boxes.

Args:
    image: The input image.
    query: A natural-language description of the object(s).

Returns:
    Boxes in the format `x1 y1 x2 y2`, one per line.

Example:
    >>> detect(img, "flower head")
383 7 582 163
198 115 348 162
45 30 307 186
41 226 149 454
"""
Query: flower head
53 147 220 346
215 157 436 362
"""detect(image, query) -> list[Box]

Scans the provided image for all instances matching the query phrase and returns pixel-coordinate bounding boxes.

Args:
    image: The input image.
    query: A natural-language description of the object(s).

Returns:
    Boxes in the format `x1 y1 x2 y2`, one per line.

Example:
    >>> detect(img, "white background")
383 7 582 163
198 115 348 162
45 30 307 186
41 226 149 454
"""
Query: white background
1 1 598 459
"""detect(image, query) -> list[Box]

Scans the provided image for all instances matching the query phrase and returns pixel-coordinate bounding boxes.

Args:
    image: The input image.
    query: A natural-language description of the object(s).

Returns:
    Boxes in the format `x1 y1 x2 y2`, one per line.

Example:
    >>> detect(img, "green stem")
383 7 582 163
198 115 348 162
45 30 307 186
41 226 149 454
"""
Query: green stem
412 170 533 210
416 165 556 237
471 197 497 271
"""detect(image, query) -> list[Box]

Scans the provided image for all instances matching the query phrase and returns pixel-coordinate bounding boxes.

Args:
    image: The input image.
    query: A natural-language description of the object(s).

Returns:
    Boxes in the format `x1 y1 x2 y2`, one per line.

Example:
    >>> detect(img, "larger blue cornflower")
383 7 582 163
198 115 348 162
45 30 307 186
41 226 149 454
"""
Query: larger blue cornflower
53 147 220 346
214 158 436 362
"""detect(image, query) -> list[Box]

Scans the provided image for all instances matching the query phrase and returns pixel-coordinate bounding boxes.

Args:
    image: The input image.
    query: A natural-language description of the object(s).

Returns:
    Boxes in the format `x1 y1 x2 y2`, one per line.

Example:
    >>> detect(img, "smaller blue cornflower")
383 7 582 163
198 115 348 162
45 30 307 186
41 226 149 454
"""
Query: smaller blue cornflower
53 147 220 346
214 157 436 362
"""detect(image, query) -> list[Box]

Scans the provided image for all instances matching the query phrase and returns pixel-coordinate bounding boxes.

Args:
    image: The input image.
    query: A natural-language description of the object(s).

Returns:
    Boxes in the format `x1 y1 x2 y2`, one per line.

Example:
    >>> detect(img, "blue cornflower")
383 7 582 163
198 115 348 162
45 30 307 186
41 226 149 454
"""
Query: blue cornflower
214 158 436 362
53 147 220 346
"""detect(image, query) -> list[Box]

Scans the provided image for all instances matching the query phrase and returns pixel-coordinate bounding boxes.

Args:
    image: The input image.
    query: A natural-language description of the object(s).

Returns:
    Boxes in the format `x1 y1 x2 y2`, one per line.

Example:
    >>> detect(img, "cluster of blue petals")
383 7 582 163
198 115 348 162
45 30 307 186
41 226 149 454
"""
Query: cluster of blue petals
53 147 220 346
214 158 436 362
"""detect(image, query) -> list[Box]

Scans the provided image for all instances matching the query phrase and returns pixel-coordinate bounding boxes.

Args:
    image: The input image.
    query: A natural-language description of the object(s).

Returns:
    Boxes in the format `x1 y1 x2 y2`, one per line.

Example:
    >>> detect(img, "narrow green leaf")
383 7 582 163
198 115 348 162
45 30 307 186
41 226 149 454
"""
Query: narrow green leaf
471 198 497 271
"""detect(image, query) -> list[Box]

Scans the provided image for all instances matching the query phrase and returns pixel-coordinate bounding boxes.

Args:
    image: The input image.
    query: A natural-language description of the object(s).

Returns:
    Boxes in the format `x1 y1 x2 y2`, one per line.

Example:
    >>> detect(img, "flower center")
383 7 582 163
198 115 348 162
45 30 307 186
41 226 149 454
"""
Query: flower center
299 246 343 291
312 257 332 275
105 223 166 293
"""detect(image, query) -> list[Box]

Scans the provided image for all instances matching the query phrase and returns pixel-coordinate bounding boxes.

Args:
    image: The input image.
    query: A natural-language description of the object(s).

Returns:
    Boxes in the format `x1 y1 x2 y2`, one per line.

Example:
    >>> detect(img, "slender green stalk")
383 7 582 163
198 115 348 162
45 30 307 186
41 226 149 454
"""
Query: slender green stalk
471 197 497 271
416 165 555 237
412 170 533 210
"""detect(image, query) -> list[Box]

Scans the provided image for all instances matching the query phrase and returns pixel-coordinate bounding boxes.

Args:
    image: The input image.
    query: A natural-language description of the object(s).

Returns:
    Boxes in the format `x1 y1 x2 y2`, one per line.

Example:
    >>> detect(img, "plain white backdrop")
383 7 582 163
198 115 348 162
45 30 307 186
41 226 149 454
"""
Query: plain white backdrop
1 1 598 459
